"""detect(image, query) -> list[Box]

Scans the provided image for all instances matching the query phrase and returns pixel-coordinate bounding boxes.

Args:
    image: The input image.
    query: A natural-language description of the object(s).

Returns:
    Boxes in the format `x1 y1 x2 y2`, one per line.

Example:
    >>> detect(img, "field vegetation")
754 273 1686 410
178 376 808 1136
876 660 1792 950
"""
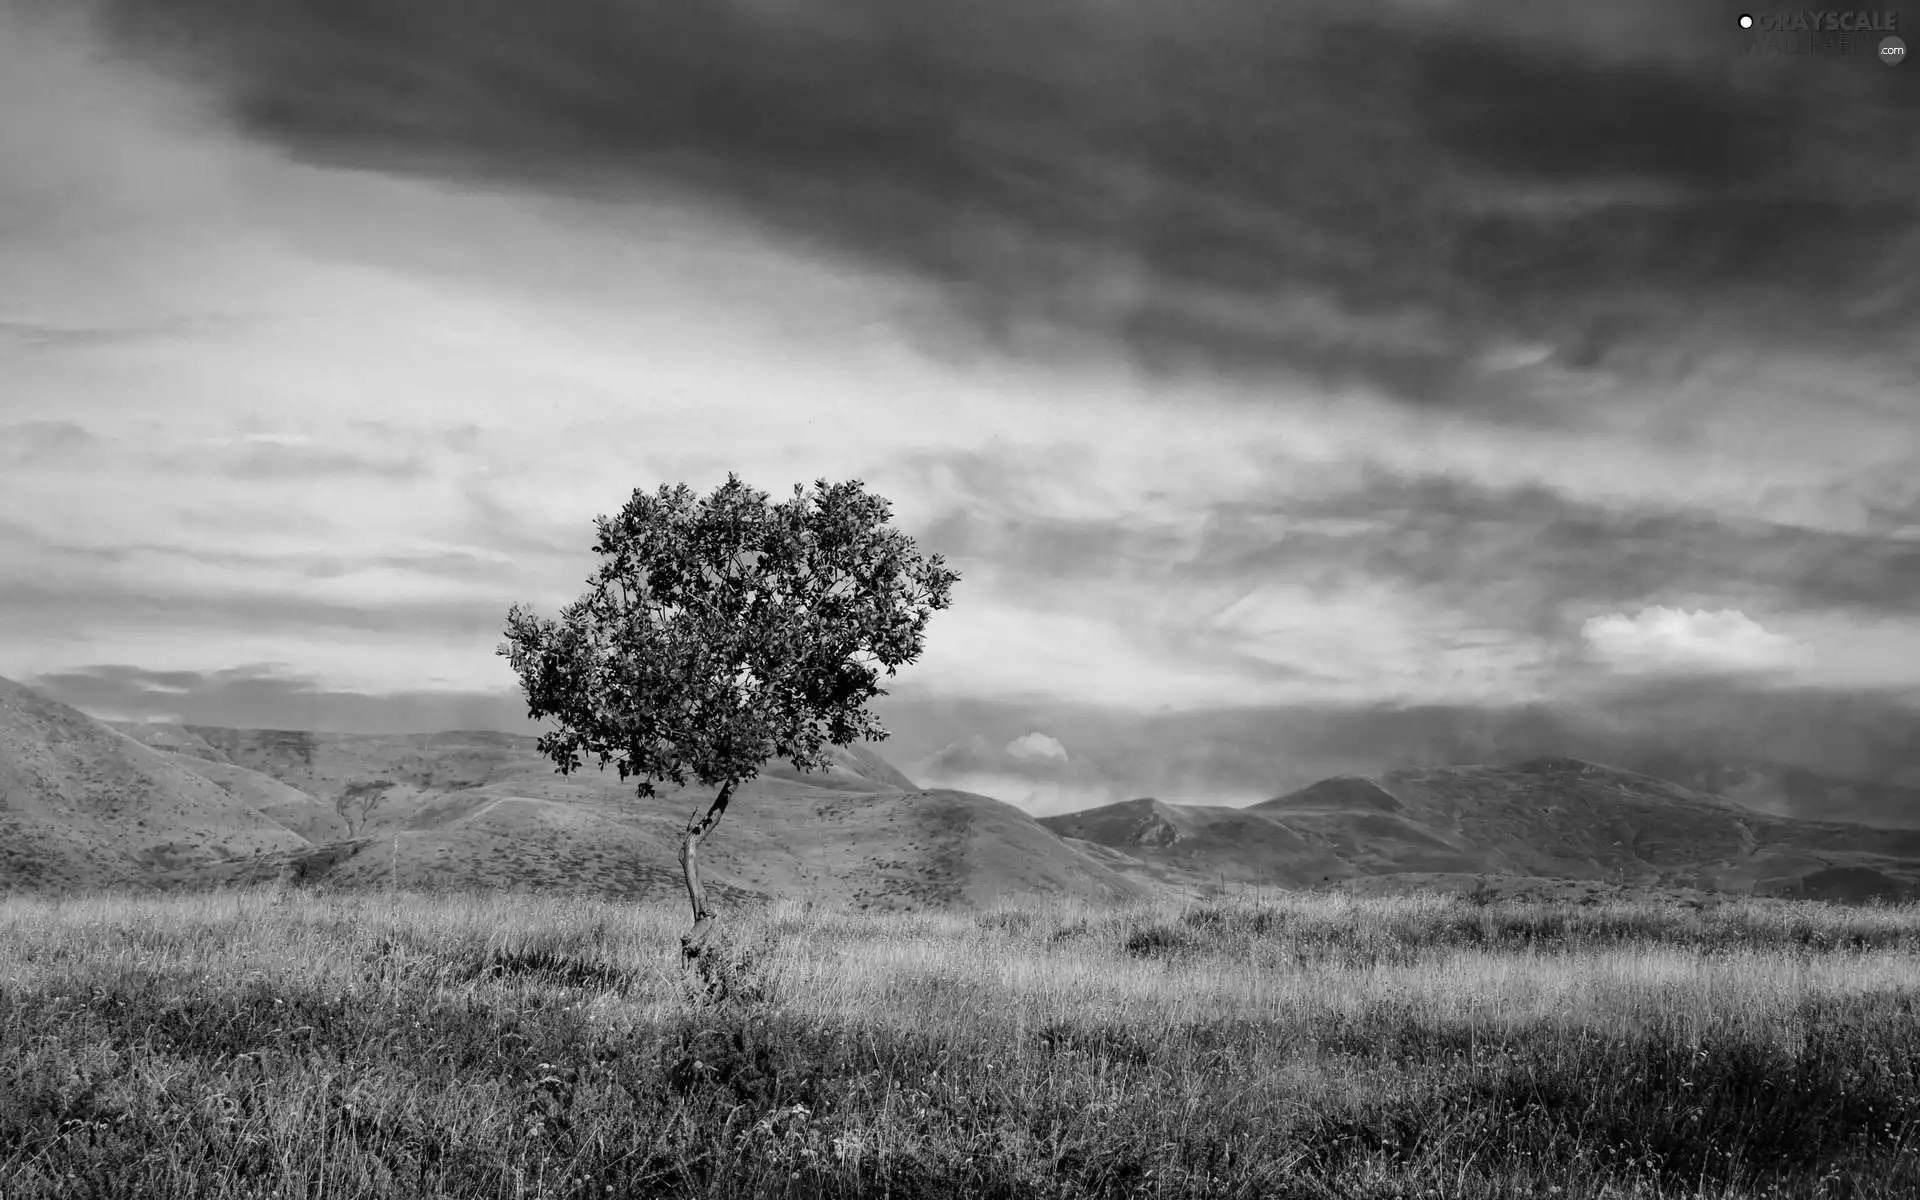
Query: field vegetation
3 886 1917 1198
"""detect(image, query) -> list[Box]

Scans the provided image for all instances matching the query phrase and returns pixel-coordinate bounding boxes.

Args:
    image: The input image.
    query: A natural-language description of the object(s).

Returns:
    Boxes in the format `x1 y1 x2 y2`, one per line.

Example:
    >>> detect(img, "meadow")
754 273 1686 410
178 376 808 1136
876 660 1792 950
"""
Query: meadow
3 885 1917 1199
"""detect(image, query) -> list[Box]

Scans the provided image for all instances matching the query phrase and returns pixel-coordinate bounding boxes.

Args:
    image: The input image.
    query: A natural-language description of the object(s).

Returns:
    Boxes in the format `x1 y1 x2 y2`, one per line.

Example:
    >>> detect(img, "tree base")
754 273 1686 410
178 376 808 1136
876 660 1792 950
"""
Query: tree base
679 909 718 962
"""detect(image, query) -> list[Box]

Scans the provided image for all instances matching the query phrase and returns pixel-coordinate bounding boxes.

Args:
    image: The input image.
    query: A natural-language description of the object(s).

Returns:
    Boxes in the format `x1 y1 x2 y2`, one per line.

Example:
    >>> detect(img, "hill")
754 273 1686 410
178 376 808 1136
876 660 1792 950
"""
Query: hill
0 679 1165 911
111 722 347 842
110 723 923 811
14 672 1920 909
155 782 1161 915
1618 754 1920 831
1041 757 1920 904
1034 796 1357 890
0 678 312 890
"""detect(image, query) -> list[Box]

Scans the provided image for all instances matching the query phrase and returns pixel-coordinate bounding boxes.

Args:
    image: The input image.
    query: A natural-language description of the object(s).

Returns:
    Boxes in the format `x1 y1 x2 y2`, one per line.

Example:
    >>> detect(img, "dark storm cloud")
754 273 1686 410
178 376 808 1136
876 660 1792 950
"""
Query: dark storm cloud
95 0 1920 401
29 663 539 734
1413 38 1774 187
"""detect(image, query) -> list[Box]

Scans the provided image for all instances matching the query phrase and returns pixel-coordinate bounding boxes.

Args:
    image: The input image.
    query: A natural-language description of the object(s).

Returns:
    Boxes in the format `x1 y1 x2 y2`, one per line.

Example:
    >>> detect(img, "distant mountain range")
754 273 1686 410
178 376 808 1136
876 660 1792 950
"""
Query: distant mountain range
4 674 1920 906
1040 759 1920 904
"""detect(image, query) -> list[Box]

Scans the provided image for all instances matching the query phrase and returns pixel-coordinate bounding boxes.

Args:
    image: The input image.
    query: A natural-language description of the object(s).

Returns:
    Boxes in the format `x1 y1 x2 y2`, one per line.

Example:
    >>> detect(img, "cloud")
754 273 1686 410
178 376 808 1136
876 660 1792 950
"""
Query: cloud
913 727 1118 815
85 0 1919 403
1255 470 1919 617
0 420 95 464
191 439 428 482
1478 343 1557 372
1005 732 1068 763
1581 607 1804 675
26 664 540 735
924 732 1072 779
919 772 1128 819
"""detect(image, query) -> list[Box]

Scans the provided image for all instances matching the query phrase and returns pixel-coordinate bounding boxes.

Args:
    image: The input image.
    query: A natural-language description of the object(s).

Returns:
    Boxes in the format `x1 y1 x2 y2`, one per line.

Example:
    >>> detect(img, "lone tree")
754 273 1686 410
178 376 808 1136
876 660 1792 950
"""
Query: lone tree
498 474 958 960
335 779 394 837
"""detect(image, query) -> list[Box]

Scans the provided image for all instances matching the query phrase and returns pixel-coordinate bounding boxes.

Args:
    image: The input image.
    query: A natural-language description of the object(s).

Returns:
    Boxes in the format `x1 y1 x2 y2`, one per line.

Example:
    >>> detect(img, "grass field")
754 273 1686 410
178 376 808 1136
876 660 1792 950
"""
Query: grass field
3 886 1917 1198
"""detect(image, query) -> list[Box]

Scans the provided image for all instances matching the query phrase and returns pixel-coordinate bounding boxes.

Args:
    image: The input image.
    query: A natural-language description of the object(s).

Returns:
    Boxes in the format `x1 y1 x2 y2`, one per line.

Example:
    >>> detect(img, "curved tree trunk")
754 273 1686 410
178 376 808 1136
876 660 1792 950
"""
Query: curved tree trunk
679 781 733 961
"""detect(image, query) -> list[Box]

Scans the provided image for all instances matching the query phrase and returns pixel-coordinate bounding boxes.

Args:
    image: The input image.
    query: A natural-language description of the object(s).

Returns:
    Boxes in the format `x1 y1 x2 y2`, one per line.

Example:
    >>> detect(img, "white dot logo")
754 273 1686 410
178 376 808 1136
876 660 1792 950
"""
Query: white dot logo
1738 13 1754 28
1883 35 1908 65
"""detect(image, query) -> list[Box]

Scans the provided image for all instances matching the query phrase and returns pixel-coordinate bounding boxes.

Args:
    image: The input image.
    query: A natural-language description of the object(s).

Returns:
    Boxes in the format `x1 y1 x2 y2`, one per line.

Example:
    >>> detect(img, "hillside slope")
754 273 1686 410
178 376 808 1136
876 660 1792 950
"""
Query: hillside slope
113 722 347 842
0 678 311 889
1042 757 1920 903
1624 755 1920 831
88 711 1166 911
1038 796 1358 888
25 677 1919 909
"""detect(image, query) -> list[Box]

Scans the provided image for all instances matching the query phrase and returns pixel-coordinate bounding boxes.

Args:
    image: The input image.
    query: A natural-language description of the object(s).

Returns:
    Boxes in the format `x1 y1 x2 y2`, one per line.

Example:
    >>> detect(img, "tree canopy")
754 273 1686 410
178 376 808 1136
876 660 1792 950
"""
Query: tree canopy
498 474 959 797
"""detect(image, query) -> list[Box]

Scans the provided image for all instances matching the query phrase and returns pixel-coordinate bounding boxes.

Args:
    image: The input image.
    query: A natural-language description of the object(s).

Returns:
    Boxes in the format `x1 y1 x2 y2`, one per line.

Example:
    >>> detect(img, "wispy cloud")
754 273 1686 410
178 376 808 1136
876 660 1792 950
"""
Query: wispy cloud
32 663 538 735
0 420 96 464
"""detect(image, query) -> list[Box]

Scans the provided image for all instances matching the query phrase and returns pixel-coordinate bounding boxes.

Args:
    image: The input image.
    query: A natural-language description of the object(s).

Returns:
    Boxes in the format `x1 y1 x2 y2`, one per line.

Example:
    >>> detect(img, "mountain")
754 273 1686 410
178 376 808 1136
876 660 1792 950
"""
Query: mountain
1036 796 1357 890
18 685 1161 911
1041 757 1920 904
0 677 312 890
112 722 347 842
1612 754 1920 831
13 671 1920 909
109 723 923 810
1029 695 1920 831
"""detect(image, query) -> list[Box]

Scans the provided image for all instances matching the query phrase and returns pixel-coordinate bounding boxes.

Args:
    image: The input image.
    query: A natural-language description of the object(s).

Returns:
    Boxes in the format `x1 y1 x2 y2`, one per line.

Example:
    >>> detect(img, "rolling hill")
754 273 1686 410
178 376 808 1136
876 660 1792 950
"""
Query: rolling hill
1040 757 1920 904
0 678 1166 910
0 677 313 890
110 722 347 842
1615 754 1920 831
10 673 1920 908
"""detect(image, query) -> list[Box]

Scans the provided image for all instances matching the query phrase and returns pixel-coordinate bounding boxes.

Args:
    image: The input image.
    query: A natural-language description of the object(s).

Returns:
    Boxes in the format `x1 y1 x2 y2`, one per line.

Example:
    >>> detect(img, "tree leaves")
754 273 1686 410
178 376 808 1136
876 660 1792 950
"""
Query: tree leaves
498 474 959 797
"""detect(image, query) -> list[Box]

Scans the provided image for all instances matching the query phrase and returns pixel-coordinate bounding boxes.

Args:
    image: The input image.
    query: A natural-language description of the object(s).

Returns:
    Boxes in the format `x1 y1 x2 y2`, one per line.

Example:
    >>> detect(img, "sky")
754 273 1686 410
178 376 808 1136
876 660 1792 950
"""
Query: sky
3 0 1917 814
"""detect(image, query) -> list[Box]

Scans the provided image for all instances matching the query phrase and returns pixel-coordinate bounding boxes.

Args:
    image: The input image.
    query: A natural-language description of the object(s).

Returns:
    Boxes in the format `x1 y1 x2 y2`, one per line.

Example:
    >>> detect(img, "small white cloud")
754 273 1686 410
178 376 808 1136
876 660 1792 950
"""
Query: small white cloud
1477 342 1555 372
1004 731 1068 762
1581 606 1803 674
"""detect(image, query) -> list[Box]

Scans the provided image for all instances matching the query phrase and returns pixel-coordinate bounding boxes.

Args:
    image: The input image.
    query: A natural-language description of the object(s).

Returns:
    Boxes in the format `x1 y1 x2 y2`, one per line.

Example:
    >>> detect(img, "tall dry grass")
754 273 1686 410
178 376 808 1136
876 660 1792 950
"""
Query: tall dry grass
3 886 1917 1198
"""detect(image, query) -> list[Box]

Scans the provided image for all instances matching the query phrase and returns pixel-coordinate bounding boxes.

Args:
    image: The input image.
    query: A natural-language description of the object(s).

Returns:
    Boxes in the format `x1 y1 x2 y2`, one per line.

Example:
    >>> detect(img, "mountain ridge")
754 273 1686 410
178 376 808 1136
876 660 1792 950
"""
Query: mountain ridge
2 677 1163 909
6 675 1920 907
1042 758 1920 903
0 677 314 890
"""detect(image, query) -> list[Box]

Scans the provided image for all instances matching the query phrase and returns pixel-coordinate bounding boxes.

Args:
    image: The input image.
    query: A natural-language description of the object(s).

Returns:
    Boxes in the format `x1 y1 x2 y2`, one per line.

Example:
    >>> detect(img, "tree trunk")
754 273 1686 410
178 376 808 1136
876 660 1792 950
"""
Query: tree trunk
679 781 733 961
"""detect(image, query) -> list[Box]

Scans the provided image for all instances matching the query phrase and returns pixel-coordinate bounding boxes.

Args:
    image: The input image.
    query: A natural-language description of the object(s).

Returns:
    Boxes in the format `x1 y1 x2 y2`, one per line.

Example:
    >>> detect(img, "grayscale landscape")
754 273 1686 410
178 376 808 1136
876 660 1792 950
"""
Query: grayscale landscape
3 0 1917 1196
